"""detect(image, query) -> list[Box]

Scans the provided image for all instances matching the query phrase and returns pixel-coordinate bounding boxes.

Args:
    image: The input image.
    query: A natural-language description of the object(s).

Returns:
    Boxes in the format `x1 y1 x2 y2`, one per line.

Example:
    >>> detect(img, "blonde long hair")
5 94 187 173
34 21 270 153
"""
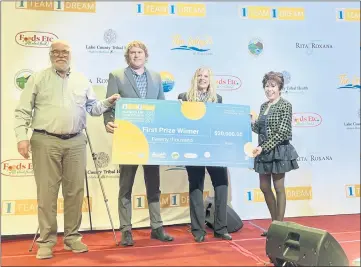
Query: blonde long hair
186 67 218 102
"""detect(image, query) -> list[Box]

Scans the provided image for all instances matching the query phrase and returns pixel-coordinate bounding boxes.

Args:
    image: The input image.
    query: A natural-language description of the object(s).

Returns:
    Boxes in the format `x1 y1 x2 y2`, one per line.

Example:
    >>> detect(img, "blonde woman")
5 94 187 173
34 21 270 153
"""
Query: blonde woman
178 68 232 242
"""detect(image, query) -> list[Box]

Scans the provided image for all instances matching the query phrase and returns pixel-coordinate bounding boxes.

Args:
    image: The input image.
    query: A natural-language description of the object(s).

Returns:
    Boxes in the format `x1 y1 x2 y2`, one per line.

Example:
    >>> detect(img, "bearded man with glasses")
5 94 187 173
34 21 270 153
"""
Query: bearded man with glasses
14 40 120 260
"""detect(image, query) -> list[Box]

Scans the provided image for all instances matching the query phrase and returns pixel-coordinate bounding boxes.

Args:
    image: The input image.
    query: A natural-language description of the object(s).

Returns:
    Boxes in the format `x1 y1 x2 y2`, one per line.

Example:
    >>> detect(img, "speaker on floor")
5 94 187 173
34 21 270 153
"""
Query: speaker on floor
204 196 243 233
266 220 349 266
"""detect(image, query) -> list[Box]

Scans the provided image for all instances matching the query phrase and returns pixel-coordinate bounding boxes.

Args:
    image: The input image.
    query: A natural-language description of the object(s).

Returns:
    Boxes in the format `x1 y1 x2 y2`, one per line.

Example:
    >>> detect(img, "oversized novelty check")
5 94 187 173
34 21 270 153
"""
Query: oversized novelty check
112 98 253 167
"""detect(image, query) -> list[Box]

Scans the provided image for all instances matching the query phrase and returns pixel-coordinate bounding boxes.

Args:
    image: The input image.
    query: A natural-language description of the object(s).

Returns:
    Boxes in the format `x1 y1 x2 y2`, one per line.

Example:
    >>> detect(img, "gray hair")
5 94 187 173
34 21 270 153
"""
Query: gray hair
49 40 71 53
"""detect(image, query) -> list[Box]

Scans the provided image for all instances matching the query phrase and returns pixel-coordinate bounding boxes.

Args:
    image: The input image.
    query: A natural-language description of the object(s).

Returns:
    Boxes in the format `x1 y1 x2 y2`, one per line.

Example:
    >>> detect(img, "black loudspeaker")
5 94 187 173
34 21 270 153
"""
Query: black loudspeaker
204 197 243 233
266 221 349 266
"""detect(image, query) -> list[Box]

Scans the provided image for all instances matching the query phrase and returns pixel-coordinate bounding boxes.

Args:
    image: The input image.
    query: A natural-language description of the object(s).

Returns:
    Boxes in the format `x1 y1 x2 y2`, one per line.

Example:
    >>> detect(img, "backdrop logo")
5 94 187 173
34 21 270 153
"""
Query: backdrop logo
248 38 263 56
281 71 308 94
94 152 110 168
104 29 117 44
283 71 291 84
297 154 333 164
246 186 312 202
337 74 360 90
296 40 333 55
86 29 125 54
336 8 360 21
89 77 108 84
2 198 91 215
136 2 206 17
171 34 213 55
292 113 322 127
1 159 33 177
15 0 96 13
343 109 360 130
215 75 242 91
15 31 58 48
14 69 33 91
345 185 360 198
133 191 209 209
160 72 175 93
239 6 304 20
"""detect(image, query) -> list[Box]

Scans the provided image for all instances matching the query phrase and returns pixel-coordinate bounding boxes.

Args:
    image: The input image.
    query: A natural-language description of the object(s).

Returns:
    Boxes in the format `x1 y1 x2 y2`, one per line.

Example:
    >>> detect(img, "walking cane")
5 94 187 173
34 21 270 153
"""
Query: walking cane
28 226 39 252
84 169 93 231
84 128 119 246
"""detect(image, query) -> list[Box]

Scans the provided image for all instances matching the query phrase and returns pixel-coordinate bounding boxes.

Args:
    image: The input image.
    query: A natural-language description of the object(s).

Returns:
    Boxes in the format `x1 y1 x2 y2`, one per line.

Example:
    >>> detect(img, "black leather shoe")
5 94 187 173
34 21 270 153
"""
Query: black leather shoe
261 231 268 237
194 235 205 243
214 233 232 240
151 226 174 242
121 230 134 246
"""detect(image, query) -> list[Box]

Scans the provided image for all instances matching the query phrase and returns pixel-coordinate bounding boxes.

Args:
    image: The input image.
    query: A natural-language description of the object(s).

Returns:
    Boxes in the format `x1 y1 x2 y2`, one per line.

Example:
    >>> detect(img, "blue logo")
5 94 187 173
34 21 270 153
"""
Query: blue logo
282 71 291 85
281 71 309 94
171 34 213 55
160 72 175 92
171 46 210 52
246 191 254 201
248 38 263 56
338 84 361 90
337 74 360 90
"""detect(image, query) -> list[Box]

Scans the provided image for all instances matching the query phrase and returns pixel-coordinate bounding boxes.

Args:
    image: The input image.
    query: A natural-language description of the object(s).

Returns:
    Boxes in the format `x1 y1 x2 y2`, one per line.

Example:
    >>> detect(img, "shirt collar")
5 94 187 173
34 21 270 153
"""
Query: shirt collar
197 89 209 95
52 67 71 77
130 66 146 76
268 96 281 106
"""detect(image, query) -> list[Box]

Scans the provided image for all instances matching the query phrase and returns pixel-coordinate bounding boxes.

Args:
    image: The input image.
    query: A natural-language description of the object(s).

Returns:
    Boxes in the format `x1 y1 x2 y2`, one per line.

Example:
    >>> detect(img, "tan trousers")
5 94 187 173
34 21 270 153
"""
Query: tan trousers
30 131 87 247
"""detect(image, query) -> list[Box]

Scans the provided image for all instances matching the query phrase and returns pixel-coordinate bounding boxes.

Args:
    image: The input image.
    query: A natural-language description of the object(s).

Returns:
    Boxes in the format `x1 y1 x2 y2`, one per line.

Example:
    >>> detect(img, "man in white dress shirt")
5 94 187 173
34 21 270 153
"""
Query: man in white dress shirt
14 40 120 259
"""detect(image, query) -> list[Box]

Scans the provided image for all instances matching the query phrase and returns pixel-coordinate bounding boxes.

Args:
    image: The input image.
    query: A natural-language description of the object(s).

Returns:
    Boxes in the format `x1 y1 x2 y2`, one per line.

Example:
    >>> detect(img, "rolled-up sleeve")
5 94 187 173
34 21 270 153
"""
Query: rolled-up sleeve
85 84 112 116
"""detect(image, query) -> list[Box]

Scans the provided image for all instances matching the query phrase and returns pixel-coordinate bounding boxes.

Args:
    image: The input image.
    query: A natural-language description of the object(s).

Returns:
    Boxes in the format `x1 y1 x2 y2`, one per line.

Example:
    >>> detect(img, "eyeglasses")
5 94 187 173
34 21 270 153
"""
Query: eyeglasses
50 50 70 57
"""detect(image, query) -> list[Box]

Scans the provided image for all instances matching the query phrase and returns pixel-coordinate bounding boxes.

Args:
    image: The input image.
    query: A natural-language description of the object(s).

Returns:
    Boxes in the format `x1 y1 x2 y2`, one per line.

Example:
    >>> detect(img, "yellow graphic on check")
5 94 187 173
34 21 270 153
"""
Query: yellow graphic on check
112 120 150 164
122 103 155 111
181 102 206 120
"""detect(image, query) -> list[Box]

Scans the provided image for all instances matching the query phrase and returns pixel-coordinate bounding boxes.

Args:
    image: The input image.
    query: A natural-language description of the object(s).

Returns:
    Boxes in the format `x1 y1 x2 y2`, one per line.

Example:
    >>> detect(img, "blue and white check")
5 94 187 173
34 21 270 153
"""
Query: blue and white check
132 70 148 98
113 98 253 167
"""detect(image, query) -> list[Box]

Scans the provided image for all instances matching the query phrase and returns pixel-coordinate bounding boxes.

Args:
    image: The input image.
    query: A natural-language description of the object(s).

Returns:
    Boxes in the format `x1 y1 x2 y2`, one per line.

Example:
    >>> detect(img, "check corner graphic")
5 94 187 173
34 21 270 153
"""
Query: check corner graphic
112 120 150 164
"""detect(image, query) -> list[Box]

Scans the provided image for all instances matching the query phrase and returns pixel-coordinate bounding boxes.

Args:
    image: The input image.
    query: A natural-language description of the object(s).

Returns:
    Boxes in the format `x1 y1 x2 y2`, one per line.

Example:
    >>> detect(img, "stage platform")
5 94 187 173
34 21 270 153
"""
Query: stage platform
2 214 360 266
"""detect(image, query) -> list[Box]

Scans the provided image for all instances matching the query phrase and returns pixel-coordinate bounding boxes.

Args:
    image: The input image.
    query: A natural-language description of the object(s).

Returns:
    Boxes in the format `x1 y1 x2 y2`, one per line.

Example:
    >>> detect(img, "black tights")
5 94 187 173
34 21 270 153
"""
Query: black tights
259 173 286 221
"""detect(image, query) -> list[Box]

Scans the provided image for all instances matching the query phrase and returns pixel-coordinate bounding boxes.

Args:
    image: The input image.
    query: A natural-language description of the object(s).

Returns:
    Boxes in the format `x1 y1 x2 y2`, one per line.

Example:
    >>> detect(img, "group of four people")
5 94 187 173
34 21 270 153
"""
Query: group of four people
14 40 298 259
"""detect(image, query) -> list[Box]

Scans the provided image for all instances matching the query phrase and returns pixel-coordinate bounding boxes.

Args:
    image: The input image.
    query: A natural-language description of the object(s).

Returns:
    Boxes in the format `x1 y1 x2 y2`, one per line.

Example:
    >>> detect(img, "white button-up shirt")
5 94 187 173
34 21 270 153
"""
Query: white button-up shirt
14 67 111 142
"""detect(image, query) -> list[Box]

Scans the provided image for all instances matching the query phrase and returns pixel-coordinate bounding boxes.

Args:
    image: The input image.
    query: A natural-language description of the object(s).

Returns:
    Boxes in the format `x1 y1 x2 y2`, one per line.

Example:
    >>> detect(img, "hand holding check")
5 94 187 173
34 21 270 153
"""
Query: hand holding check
244 142 262 158
252 146 262 157
250 110 258 123
107 94 121 104
105 94 121 134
